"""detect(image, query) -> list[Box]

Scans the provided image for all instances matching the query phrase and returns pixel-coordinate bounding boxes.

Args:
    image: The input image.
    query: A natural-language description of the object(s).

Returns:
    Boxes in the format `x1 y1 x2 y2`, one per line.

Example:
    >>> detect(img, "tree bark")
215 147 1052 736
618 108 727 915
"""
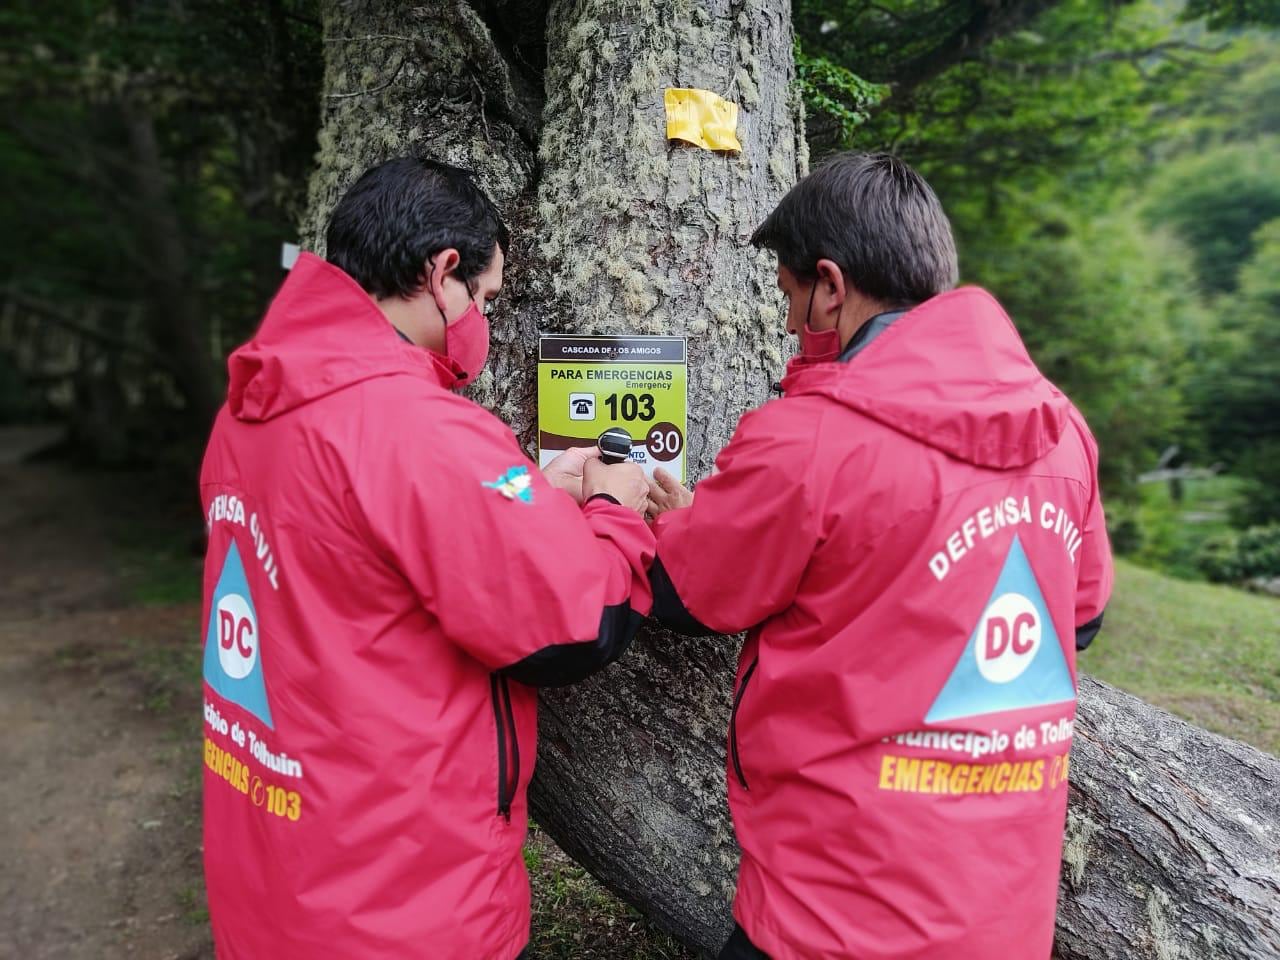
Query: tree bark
302 3 1280 958
1056 677 1280 960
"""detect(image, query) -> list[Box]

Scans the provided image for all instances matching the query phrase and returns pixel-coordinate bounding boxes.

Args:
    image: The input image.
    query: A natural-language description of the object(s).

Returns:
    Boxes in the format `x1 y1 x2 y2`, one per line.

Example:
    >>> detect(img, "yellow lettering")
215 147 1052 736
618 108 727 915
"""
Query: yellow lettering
1049 753 1071 789
879 756 896 790
934 761 953 794
897 758 921 792
978 765 999 792
969 765 988 793
920 760 936 792
877 755 1064 798
1012 762 1032 792
994 762 1012 794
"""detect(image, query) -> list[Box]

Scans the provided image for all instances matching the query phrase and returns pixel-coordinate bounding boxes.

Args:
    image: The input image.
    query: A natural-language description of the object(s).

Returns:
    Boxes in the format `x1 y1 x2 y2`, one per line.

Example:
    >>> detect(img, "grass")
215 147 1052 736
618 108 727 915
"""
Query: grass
119 545 203 607
1087 558 1280 755
95 469 204 607
1127 474 1243 579
177 884 211 928
132 634 204 716
524 826 696 959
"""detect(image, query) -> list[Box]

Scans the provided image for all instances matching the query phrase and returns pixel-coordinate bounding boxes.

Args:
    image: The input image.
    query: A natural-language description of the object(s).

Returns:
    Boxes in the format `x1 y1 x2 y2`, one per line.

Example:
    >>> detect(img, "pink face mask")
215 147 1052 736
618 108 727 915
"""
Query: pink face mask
798 322 840 363
790 278 841 367
444 299 489 387
783 323 840 379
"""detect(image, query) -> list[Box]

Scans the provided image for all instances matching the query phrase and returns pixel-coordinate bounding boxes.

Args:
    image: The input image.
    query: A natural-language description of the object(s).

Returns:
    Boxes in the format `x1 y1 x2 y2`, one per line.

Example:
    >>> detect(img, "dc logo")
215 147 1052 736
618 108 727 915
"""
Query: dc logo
975 592 1040 684
216 593 258 680
925 536 1074 723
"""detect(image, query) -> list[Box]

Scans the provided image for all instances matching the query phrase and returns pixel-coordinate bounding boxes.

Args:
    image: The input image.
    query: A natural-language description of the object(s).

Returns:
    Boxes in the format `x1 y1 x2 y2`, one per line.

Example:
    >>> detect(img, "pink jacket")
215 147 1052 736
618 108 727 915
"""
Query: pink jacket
199 254 654 958
652 287 1113 959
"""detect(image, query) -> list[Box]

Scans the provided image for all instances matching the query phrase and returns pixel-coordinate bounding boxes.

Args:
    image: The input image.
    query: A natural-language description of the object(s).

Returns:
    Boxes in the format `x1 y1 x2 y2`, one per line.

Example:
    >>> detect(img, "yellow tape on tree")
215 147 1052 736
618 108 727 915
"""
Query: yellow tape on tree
664 88 742 152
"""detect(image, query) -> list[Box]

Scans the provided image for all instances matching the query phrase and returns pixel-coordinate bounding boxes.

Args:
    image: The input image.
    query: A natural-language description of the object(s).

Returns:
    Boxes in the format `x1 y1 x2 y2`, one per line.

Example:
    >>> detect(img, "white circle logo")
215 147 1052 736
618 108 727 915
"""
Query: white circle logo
215 593 257 679
974 592 1041 684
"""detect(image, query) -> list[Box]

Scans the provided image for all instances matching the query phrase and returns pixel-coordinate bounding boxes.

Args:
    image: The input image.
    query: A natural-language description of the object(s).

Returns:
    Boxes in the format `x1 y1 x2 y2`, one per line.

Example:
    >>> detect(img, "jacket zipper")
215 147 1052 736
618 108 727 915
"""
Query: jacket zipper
730 657 759 791
490 674 519 821
500 675 520 819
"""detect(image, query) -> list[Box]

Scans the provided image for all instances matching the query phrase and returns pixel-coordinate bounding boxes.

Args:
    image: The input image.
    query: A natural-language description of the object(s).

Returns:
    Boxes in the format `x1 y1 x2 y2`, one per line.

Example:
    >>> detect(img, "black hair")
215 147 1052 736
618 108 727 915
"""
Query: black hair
751 152 958 306
325 156 510 299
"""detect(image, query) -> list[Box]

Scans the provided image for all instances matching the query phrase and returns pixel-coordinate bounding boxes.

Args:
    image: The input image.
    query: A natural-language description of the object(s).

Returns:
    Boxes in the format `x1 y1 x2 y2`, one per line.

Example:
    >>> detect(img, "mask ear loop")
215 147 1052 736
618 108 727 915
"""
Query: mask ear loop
425 255 450 329
465 278 480 313
803 278 818 330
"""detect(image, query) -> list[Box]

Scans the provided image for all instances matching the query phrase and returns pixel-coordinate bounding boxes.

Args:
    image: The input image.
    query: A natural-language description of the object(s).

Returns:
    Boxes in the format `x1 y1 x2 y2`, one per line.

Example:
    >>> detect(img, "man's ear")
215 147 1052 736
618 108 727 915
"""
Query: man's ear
815 258 847 311
427 248 462 304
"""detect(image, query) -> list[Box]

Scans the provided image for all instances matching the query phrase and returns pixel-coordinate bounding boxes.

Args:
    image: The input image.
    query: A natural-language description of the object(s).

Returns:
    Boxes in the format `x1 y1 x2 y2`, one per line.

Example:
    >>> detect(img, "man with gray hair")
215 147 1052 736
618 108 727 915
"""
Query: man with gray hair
646 153 1113 959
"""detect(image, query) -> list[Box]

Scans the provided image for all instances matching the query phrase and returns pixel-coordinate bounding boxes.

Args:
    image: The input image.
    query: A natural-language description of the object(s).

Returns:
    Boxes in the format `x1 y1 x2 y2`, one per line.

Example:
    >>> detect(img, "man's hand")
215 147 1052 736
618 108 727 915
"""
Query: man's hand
542 446 600 504
646 468 693 519
583 457 649 513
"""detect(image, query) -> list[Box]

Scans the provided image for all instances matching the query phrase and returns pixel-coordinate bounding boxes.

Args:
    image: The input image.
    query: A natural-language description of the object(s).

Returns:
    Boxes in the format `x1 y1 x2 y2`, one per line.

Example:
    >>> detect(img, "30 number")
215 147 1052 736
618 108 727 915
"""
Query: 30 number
645 421 684 462
603 393 655 421
648 429 682 455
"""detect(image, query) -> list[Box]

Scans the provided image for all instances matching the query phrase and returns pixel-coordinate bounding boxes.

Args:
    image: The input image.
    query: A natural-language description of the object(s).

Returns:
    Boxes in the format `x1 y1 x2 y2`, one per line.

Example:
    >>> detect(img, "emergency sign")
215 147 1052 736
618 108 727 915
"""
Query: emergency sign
537 334 688 482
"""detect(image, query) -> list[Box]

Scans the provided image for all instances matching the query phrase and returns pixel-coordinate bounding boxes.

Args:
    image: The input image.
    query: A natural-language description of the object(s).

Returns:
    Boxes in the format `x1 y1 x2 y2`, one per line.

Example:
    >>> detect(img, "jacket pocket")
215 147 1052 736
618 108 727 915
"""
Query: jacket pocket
490 674 520 821
729 657 759 791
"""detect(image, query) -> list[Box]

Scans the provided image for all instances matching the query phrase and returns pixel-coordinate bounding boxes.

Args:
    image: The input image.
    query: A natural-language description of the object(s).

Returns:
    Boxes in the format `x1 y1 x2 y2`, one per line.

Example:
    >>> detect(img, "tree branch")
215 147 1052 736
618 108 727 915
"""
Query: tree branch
1 290 163 363
325 56 409 99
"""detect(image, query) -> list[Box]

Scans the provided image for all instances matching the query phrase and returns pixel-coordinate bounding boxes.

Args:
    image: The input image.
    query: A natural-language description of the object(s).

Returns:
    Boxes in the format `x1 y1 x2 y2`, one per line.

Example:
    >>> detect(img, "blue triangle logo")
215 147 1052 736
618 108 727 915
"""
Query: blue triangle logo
925 535 1076 724
203 541 273 729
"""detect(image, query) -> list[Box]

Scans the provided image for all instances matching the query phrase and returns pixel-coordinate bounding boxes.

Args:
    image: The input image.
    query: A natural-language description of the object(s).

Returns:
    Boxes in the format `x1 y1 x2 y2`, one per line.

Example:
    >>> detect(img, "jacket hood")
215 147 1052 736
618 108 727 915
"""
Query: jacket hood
780 286 1069 469
227 253 463 421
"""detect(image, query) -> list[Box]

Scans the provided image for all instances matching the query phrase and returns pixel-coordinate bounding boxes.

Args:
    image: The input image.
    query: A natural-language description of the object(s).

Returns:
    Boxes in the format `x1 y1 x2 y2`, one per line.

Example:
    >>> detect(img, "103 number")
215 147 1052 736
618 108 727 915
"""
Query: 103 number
603 393 656 421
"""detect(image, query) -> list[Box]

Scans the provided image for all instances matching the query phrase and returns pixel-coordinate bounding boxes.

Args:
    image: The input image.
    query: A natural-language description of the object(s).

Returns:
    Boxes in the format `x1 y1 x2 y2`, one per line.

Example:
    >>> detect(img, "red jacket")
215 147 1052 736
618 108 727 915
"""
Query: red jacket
652 287 1113 959
199 254 654 959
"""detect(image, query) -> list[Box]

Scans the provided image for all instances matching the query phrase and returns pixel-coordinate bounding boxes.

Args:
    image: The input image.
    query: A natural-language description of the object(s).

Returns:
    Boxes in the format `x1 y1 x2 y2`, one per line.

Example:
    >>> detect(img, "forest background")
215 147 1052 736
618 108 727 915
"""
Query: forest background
4 0 1278 579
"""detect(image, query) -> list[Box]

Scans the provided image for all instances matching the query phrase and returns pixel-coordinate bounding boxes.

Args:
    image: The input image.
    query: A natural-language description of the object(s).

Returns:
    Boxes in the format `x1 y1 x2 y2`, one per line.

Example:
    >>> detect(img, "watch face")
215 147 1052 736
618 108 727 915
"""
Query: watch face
598 428 633 462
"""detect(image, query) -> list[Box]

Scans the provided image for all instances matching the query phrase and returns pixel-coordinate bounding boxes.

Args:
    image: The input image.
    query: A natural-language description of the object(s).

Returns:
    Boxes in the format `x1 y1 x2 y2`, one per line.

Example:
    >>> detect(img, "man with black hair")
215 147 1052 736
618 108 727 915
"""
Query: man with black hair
199 156 653 959
646 152 1113 959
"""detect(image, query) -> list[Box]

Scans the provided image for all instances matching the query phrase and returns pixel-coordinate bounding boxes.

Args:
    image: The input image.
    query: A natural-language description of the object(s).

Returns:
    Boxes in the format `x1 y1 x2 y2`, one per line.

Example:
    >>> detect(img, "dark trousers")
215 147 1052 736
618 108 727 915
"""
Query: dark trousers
718 923 770 959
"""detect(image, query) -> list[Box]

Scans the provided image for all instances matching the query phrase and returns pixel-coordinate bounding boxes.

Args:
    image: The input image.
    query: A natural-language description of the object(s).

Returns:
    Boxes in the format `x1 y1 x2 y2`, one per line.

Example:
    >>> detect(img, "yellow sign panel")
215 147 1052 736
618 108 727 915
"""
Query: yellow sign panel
664 87 742 152
538 335 688 483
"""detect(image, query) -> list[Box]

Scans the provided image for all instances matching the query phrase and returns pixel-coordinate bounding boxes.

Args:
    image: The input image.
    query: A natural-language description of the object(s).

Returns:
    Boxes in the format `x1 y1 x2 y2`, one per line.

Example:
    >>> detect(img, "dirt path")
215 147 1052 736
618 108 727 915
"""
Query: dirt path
0 455 212 960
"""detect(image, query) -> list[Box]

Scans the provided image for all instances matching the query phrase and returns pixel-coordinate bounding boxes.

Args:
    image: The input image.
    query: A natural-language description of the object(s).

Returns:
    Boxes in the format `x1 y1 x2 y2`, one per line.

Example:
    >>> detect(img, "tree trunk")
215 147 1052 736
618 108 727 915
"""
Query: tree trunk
301 3 1280 958
1056 677 1280 960
120 100 222 428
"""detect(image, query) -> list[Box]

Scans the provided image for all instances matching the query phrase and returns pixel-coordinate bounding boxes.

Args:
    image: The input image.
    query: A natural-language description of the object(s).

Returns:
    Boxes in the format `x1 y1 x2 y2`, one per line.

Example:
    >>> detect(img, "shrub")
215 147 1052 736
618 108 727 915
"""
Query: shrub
1197 524 1280 583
